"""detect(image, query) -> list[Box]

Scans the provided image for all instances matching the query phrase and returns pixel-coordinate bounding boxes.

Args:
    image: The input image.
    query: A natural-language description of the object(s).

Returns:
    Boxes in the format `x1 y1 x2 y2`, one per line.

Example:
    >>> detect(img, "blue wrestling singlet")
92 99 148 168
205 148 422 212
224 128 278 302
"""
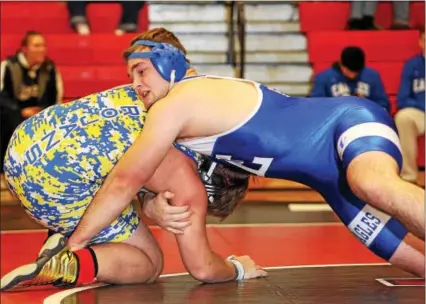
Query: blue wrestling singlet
179 75 408 261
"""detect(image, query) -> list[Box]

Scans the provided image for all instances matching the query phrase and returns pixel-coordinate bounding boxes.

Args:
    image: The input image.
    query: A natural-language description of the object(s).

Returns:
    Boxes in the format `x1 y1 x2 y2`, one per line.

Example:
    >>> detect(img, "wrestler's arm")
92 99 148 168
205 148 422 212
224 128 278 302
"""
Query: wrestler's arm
143 148 237 283
68 94 191 248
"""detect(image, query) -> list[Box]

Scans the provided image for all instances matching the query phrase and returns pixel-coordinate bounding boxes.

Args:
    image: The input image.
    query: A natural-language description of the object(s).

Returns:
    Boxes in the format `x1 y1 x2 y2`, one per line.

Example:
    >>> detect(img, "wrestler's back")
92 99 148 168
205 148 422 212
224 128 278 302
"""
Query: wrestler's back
174 77 259 139
6 85 146 183
178 76 390 190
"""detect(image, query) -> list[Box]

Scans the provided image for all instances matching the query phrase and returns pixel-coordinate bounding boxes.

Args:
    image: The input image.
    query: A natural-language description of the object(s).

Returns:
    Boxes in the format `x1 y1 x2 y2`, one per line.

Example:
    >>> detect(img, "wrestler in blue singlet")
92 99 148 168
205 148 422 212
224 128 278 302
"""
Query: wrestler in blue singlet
179 75 407 261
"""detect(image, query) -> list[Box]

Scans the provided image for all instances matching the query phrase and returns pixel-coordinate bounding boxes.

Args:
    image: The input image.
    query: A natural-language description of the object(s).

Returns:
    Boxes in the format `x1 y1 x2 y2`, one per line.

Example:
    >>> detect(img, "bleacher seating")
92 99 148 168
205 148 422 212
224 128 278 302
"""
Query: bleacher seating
0 2 149 35
2 34 136 66
299 1 425 32
301 2 425 168
0 2 148 98
60 66 129 98
1 1 424 168
308 31 421 63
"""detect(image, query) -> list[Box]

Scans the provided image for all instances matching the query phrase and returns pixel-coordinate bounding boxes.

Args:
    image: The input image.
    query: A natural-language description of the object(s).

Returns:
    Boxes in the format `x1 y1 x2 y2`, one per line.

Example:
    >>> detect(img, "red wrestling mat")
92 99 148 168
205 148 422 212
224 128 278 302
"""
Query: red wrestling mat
0 224 385 304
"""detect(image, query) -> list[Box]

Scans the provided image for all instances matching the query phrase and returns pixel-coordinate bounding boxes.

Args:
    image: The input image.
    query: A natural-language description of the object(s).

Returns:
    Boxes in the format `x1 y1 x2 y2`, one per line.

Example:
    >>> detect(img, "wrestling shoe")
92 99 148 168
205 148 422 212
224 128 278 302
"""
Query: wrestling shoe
1 233 79 291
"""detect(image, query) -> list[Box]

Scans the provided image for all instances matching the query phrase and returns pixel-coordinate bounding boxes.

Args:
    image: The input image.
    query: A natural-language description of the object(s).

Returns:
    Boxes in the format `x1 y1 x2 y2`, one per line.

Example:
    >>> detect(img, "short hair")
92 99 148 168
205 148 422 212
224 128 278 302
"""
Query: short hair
340 46 365 72
123 27 189 63
21 30 44 47
199 161 250 219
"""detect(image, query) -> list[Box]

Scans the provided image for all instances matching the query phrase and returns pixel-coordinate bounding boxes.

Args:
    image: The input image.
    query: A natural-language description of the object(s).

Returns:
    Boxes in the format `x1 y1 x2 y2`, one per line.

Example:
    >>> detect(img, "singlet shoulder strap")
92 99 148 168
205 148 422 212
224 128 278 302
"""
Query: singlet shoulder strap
179 74 206 83
179 74 260 87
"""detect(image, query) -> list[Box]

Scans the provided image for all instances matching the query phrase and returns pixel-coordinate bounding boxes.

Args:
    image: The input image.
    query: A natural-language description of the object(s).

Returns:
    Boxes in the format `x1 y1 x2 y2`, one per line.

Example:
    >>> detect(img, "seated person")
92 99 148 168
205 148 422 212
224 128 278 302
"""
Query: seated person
346 1 411 30
0 30 62 188
67 1 145 35
310 46 390 113
394 27 425 184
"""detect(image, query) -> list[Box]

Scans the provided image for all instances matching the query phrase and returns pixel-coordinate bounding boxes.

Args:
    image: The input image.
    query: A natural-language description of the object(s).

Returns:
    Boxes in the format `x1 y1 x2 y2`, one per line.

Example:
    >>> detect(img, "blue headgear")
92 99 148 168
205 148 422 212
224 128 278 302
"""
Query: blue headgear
128 40 189 84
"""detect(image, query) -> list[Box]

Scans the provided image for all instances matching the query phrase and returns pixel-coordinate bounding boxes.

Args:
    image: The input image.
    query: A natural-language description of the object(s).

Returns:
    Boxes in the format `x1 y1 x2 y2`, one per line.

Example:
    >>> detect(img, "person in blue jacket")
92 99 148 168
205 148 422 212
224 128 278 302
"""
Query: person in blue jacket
394 27 425 184
310 46 390 113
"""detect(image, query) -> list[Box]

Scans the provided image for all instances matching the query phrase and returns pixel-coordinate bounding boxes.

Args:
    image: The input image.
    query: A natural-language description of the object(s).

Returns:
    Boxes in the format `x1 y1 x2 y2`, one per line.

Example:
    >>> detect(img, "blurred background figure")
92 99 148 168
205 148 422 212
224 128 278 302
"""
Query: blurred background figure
0 30 63 189
67 1 146 35
310 46 390 112
394 27 425 185
347 1 411 30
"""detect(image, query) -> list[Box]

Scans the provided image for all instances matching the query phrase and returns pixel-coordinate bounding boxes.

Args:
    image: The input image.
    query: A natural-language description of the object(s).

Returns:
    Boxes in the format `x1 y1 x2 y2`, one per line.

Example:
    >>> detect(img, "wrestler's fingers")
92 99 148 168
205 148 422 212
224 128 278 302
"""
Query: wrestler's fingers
165 205 190 214
160 191 174 200
166 211 192 221
167 227 184 235
168 220 191 229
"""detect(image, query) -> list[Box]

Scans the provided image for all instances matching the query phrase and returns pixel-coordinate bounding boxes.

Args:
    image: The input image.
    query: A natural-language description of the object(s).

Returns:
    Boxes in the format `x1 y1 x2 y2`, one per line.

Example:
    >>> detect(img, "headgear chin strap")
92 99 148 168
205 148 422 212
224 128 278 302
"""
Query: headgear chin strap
169 70 176 90
128 40 189 87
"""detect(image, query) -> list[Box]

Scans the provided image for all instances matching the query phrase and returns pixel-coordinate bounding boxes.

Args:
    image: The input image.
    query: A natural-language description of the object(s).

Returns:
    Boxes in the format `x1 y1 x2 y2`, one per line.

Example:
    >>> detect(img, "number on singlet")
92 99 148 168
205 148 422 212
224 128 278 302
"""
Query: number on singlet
215 155 273 176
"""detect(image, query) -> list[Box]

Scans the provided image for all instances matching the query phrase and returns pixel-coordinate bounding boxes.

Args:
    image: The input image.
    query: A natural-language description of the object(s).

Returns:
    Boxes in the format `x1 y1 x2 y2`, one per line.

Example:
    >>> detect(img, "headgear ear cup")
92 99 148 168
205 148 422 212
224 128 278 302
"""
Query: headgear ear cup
129 40 189 82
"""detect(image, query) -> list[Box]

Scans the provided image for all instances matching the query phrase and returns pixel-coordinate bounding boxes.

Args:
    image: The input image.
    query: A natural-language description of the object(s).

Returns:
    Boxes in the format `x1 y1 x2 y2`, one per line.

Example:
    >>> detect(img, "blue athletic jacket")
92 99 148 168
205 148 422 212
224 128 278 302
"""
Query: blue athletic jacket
310 63 390 112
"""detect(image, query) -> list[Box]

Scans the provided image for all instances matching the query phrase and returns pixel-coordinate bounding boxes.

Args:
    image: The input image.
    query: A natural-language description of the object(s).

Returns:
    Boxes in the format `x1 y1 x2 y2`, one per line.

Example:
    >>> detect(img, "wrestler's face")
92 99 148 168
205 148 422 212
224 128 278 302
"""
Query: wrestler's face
128 57 169 110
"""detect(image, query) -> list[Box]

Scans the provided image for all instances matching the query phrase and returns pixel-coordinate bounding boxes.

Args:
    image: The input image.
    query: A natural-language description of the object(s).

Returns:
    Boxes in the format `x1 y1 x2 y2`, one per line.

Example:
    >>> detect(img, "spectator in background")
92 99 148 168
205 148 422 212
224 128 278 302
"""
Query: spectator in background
394 27 425 185
346 1 411 30
310 46 390 112
0 31 63 189
67 1 146 35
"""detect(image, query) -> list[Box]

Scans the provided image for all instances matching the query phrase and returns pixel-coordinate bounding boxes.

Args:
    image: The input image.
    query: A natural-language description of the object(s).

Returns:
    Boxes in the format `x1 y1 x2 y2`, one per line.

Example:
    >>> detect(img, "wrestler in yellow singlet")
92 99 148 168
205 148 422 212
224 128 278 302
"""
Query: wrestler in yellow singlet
4 84 173 244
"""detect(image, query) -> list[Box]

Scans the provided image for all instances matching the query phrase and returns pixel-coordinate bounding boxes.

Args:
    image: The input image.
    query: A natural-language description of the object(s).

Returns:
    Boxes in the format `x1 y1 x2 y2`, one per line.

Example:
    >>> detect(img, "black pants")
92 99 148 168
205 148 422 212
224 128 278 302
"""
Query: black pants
67 1 145 29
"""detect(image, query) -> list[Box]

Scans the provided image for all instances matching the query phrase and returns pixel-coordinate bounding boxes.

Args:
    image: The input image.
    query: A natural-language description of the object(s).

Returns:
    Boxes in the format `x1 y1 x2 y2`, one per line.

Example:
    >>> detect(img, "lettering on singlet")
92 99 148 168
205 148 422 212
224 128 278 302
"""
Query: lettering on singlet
216 155 273 177
24 105 141 164
348 205 391 247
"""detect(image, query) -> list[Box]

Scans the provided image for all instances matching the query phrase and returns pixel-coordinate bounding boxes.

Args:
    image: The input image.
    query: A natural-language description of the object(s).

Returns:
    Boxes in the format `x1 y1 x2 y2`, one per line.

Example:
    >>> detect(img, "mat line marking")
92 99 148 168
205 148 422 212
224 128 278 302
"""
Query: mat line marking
375 277 425 287
43 263 392 304
376 278 395 287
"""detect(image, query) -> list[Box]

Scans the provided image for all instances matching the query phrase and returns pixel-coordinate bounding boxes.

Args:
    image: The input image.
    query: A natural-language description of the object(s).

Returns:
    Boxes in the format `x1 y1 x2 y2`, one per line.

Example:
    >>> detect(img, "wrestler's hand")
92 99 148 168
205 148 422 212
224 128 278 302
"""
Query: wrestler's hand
143 191 192 234
232 255 268 279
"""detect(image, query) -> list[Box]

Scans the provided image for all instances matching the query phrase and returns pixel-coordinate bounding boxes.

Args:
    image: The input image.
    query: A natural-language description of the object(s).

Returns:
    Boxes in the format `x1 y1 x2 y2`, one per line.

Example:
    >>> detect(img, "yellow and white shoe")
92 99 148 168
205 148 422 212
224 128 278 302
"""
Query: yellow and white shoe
1 233 79 291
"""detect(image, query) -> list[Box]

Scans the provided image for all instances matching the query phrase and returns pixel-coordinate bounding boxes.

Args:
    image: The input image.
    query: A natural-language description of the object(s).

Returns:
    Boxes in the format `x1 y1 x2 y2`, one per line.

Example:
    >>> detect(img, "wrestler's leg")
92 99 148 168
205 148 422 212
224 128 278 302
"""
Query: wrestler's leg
3 173 163 287
330 108 424 277
325 189 424 278
88 220 163 284
334 103 425 240
42 232 159 285
347 151 424 240
42 146 198 285
389 233 425 277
